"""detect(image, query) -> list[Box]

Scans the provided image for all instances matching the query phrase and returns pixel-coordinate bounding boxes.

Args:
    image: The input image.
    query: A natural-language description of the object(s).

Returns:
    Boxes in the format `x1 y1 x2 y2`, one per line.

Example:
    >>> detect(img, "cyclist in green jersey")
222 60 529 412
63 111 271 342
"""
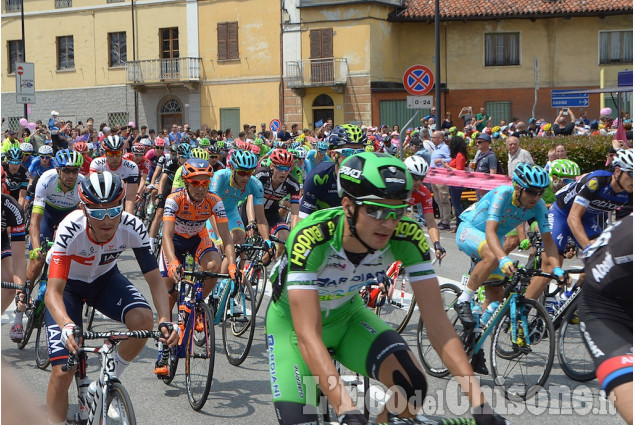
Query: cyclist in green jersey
172 147 209 191
266 152 508 425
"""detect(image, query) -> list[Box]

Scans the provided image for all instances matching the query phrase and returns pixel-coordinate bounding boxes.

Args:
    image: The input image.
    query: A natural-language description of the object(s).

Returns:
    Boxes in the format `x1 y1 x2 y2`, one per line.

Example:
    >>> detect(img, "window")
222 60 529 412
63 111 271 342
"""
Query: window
599 31 633 64
7 117 21 132
485 33 520 67
108 112 129 128
108 32 127 67
160 28 179 59
217 22 239 61
8 40 23 74
55 0 72 8
5 0 21 12
485 101 511 126
57 36 74 70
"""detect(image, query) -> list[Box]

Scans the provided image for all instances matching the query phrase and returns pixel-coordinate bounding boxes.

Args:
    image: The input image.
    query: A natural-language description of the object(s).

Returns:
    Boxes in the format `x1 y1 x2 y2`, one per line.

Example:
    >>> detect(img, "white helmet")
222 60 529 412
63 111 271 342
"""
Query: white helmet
20 142 34 153
613 149 633 173
404 155 430 179
38 145 54 156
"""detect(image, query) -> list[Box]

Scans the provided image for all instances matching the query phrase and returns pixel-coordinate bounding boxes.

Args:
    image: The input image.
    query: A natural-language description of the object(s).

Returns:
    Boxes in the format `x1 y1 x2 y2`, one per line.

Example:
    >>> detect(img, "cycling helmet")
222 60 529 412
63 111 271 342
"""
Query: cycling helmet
182 158 214 180
55 149 84 168
154 138 165 147
103 135 124 151
6 147 22 162
217 140 226 151
73 141 88 153
513 163 550 189
342 124 367 145
316 141 329 152
249 144 261 155
549 159 581 179
260 157 272 167
140 138 152 148
253 138 264 147
79 171 125 205
404 155 430 179
229 150 258 170
191 147 210 161
338 152 412 201
273 141 287 149
613 149 633 173
131 143 145 154
326 125 349 149
289 141 302 150
294 147 308 160
176 143 191 157
365 144 375 153
270 149 295 167
38 145 54 156
20 142 34 154
235 140 250 151
208 144 221 155
198 138 211 148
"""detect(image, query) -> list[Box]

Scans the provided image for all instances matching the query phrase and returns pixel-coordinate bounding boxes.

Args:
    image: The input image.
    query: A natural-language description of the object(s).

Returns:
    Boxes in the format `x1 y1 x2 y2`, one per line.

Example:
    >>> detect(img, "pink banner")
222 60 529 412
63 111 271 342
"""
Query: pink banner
425 167 512 191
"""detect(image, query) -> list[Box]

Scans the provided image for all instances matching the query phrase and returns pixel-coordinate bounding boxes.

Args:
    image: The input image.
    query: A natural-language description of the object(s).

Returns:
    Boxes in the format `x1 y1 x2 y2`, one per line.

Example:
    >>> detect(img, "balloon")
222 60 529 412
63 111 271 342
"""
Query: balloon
26 104 31 115
128 121 135 128
601 107 612 117
27 122 36 131
19 118 28 126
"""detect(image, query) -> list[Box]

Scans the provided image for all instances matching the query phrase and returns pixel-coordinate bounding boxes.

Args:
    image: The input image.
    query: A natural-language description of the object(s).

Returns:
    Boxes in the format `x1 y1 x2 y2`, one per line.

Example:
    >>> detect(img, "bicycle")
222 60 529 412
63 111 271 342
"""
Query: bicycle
63 327 165 425
418 262 562 401
240 234 283 315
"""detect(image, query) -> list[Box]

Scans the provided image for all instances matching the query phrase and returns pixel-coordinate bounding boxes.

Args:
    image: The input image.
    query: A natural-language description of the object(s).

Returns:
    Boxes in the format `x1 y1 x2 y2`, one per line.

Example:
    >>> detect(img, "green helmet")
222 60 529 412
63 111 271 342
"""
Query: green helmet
260 157 272 167
341 124 367 145
217 140 226 150
191 147 209 160
199 138 211 147
337 152 412 201
254 138 264 146
549 159 581 178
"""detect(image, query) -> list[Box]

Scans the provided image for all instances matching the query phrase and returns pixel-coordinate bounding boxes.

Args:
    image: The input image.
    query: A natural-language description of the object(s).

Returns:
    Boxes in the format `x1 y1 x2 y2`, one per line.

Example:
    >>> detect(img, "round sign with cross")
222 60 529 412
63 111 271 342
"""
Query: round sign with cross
403 65 434 96
270 119 281 133
17 65 23 76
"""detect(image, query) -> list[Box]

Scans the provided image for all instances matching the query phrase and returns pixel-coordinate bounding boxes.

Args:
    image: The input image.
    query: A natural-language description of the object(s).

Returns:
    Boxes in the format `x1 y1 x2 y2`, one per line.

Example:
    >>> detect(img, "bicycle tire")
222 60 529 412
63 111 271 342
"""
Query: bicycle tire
490 298 555 401
374 273 415 334
105 381 137 424
35 312 50 370
154 223 163 262
250 263 267 315
185 301 215 411
558 298 596 382
222 281 256 366
417 283 461 378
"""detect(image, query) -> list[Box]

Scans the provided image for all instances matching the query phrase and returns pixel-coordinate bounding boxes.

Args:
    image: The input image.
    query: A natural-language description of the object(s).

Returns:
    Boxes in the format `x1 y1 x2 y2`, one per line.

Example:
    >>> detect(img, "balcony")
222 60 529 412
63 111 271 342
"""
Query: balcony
286 58 348 94
126 57 202 90
5 0 21 12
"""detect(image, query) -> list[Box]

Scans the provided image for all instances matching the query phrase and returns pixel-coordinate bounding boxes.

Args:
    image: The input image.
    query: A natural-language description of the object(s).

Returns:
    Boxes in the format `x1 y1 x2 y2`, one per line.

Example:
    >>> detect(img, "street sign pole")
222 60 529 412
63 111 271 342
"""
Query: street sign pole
399 111 419 161
532 57 539 118
20 0 27 119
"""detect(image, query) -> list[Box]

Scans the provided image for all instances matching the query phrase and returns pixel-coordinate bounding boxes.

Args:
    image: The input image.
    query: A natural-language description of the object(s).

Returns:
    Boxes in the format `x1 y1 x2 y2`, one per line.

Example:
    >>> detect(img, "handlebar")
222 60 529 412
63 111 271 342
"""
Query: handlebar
1 282 25 291
181 270 231 280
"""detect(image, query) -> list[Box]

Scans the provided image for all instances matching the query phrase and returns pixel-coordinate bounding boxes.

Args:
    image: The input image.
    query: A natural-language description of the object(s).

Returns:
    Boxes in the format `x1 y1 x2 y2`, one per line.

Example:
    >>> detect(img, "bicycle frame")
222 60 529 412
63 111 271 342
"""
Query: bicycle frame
175 278 206 358
471 292 528 354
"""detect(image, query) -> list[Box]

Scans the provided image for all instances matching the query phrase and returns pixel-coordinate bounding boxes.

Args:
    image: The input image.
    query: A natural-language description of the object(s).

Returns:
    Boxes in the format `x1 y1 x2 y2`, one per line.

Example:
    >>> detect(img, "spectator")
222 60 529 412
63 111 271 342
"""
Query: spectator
422 107 437 124
579 109 590 125
544 148 557 173
625 121 633 142
430 130 452 230
506 136 534 178
441 136 468 232
527 118 539 136
392 124 400 133
30 125 48 152
472 133 499 198
553 108 576 136
458 106 473 128
48 111 59 130
168 124 181 144
511 121 533 139
475 107 490 132
291 123 300 138
555 144 568 159
441 112 454 130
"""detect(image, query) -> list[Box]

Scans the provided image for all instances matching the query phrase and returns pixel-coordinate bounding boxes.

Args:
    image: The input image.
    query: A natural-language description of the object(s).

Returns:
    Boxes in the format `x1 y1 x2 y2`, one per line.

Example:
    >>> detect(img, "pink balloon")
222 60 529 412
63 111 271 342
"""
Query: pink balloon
19 118 28 126
26 104 32 115
27 122 36 131
600 107 612 117
128 121 136 128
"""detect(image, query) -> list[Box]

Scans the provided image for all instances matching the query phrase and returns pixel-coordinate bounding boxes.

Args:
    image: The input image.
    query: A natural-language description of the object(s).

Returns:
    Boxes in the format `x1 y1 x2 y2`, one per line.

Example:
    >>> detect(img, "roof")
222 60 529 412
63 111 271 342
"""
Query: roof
393 0 633 21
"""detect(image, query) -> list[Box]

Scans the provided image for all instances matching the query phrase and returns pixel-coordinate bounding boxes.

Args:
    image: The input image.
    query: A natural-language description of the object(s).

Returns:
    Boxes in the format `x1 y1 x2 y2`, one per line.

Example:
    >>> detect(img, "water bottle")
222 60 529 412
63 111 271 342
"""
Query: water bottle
471 303 482 330
545 297 561 315
78 377 91 420
480 301 501 327
37 279 48 303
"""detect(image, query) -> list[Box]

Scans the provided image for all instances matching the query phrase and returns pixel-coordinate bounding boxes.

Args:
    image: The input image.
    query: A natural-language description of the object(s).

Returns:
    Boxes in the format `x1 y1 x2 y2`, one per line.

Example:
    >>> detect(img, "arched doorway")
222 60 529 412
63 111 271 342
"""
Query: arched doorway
160 99 183 130
312 94 334 127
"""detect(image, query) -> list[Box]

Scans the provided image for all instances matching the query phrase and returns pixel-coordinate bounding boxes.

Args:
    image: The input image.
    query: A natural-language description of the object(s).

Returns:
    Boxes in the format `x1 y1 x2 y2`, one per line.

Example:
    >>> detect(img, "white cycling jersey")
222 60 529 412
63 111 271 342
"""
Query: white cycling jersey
89 157 140 184
33 168 85 214
47 210 151 282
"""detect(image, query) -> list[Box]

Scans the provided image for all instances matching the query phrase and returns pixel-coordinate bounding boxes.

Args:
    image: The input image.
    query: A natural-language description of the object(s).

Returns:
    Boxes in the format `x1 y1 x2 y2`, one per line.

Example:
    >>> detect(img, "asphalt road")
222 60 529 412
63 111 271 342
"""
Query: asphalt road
1 229 623 424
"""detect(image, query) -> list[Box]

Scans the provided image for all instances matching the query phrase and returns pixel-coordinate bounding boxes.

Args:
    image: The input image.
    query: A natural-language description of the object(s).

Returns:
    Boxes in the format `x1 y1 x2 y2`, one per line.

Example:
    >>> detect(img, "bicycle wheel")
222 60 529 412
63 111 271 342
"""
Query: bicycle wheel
558 299 596 382
250 263 267 315
417 283 461 378
17 305 36 349
374 274 415 334
490 298 554 401
105 381 137 424
154 223 163 262
222 281 256 366
185 301 215 411
35 311 50 370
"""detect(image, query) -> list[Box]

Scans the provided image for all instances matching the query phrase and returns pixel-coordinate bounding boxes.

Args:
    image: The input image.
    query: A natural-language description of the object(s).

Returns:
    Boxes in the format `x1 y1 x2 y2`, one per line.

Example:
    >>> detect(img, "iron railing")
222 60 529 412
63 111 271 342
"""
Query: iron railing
286 58 348 88
126 57 202 84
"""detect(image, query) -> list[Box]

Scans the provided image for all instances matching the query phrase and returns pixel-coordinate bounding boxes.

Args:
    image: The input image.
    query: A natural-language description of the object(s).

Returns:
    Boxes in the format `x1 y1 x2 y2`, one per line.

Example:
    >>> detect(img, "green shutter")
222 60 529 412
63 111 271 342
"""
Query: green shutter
379 100 425 131
485 101 511 126
220 108 240 137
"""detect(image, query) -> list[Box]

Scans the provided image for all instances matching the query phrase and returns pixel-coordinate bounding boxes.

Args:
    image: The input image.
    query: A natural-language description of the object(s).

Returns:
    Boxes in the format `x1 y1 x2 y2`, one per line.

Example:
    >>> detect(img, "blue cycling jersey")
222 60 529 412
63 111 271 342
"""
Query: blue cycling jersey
28 157 57 179
554 170 632 216
459 184 550 236
304 149 331 174
209 168 264 214
299 161 340 218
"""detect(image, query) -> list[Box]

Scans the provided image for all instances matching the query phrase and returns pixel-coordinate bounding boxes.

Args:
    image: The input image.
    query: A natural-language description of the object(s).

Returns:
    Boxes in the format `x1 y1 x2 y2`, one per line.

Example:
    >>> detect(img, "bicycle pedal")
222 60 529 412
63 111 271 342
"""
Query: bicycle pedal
154 365 169 376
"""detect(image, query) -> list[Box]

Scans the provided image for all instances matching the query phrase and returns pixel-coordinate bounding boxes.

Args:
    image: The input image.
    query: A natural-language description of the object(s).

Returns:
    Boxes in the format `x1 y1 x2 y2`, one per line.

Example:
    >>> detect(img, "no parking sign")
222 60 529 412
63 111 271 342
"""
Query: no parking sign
270 119 281 133
403 65 434 96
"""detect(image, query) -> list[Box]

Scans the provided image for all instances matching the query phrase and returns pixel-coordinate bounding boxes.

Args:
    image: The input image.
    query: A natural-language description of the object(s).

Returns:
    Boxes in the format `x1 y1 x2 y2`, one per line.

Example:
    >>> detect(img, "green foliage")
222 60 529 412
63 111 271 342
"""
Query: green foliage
468 135 615 175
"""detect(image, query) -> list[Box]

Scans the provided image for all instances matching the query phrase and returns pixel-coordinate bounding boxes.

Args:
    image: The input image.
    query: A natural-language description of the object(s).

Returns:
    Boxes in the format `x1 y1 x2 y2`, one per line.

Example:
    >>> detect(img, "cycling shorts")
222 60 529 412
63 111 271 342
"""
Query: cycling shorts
45 266 152 366
30 206 74 249
1 237 10 259
240 203 288 236
266 295 412 423
505 220 539 237
456 222 506 278
226 208 245 233
158 233 219 277
549 206 604 253
156 183 173 209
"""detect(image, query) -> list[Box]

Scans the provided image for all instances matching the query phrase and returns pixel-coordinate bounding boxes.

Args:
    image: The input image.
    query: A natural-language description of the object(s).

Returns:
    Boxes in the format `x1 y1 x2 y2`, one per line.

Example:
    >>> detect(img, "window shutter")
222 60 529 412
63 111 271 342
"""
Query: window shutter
228 22 239 59
310 30 320 59
321 28 333 58
218 22 227 60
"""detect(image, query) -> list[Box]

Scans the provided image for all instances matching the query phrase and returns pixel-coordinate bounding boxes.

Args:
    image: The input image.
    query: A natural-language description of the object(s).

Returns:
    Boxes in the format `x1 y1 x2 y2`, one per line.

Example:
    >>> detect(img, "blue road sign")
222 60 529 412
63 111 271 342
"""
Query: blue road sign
551 90 589 108
270 119 281 133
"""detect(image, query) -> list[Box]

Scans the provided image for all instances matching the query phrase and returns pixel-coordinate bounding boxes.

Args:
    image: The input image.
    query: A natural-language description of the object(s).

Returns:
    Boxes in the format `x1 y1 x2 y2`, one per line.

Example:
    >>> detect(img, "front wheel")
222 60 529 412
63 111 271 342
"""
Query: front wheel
185 301 215 411
250 263 267 316
106 381 137 424
374 273 415 334
222 281 256 366
34 311 50 370
558 298 596 382
17 305 36 349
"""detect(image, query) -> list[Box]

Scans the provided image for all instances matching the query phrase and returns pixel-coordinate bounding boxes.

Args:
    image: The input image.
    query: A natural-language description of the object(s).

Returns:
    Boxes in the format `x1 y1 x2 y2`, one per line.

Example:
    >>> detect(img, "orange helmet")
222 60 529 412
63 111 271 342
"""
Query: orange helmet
269 149 294 167
73 141 88 153
182 158 214 180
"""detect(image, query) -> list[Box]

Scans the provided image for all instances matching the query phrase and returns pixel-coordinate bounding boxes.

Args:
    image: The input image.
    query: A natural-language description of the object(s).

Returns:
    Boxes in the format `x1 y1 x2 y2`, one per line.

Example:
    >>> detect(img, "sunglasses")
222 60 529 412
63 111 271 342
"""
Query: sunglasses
524 188 545 197
105 150 123 157
357 200 408 221
61 167 80 174
23 153 32 156
178 154 190 160
274 165 291 172
8 160 21 165
209 155 219 159
187 179 211 188
40 155 52 160
85 205 123 220
154 146 164 150
235 170 254 177
317 149 328 154
337 148 365 157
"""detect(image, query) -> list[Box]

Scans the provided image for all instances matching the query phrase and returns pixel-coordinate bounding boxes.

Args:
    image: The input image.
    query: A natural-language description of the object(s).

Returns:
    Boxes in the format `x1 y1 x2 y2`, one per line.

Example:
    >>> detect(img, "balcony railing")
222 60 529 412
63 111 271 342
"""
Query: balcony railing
126 57 202 85
286 58 348 89
5 0 21 12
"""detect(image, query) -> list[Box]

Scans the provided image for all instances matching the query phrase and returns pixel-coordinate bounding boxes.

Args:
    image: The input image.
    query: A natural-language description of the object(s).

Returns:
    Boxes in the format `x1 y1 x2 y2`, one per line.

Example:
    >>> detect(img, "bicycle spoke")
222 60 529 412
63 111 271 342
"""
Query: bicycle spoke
185 301 215 411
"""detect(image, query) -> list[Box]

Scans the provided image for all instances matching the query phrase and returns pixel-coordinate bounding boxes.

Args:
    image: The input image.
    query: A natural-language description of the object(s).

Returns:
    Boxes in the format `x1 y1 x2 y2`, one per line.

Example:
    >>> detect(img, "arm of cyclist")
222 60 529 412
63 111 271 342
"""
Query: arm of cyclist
541 232 567 282
142 266 179 347
124 183 138 214
289 202 300 229
254 204 272 243
45 276 80 354
423 211 446 260
288 288 360 418
486 220 515 276
18 188 27 209
150 164 163 188
567 202 593 250
29 210 44 257
161 218 180 283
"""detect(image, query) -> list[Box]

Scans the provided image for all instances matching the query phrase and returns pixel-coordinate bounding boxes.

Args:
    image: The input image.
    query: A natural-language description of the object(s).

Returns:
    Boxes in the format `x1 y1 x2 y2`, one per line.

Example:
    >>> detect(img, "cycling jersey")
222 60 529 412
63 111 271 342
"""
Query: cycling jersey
89 157 140 184
1 193 25 257
171 166 185 190
253 166 301 213
47 210 156 282
290 165 304 187
408 183 434 216
299 161 339 218
2 164 29 200
28 157 56 179
304 149 331 174
123 152 150 177
164 188 228 238
79 154 92 176
554 170 632 216
32 168 84 215
210 161 225 172
161 157 181 182
210 168 264 214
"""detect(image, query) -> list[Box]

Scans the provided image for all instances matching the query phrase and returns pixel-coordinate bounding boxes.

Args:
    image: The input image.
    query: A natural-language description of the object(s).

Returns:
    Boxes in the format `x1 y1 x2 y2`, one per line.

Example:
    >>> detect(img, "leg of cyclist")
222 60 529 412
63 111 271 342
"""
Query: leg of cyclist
196 238 222 299
1 250 16 314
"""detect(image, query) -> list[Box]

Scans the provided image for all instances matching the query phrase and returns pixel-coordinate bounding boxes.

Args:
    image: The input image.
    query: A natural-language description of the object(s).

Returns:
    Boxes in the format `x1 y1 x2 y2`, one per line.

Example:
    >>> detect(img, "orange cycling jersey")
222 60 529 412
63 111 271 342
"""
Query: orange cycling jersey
163 188 228 238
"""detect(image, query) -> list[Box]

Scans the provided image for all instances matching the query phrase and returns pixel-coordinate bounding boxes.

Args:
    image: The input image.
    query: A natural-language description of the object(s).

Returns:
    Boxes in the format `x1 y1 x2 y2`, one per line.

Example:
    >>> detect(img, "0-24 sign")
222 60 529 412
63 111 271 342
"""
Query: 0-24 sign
407 96 433 110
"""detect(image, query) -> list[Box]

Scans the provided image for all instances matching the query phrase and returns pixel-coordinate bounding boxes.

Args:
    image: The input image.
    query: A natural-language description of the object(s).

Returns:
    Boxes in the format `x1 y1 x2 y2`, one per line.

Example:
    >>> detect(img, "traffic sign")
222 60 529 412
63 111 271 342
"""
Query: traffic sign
269 119 281 133
17 94 35 104
15 62 35 104
551 89 589 108
407 96 433 109
403 65 434 96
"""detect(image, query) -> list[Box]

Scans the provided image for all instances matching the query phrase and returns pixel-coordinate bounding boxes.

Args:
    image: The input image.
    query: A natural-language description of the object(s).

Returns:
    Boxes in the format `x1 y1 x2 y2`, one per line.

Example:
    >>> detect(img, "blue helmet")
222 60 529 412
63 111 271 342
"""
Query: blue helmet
513 163 550 189
229 150 258 170
316 141 329 152
55 149 84 167
176 143 191 158
326 125 348 149
6 147 23 162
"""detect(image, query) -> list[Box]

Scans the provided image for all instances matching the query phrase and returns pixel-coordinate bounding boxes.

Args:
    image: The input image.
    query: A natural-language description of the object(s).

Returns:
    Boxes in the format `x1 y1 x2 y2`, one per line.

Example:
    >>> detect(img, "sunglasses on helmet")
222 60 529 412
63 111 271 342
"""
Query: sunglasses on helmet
84 205 123 220
356 200 408 221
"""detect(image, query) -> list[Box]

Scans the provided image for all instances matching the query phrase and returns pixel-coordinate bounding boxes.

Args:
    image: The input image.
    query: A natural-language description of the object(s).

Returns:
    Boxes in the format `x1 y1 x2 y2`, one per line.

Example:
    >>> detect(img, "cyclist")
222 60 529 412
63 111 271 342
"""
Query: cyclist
20 142 36 170
304 140 330 174
72 141 92 176
453 163 565 372
404 155 446 262
3 147 30 208
123 143 150 195
207 144 225 172
524 149 632 301
144 138 167 215
579 214 632 424
160 159 238 322
171 147 209 191
89 135 140 214
26 145 56 203
44 171 178 425
290 147 307 184
1 180 26 314
267 152 508 425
